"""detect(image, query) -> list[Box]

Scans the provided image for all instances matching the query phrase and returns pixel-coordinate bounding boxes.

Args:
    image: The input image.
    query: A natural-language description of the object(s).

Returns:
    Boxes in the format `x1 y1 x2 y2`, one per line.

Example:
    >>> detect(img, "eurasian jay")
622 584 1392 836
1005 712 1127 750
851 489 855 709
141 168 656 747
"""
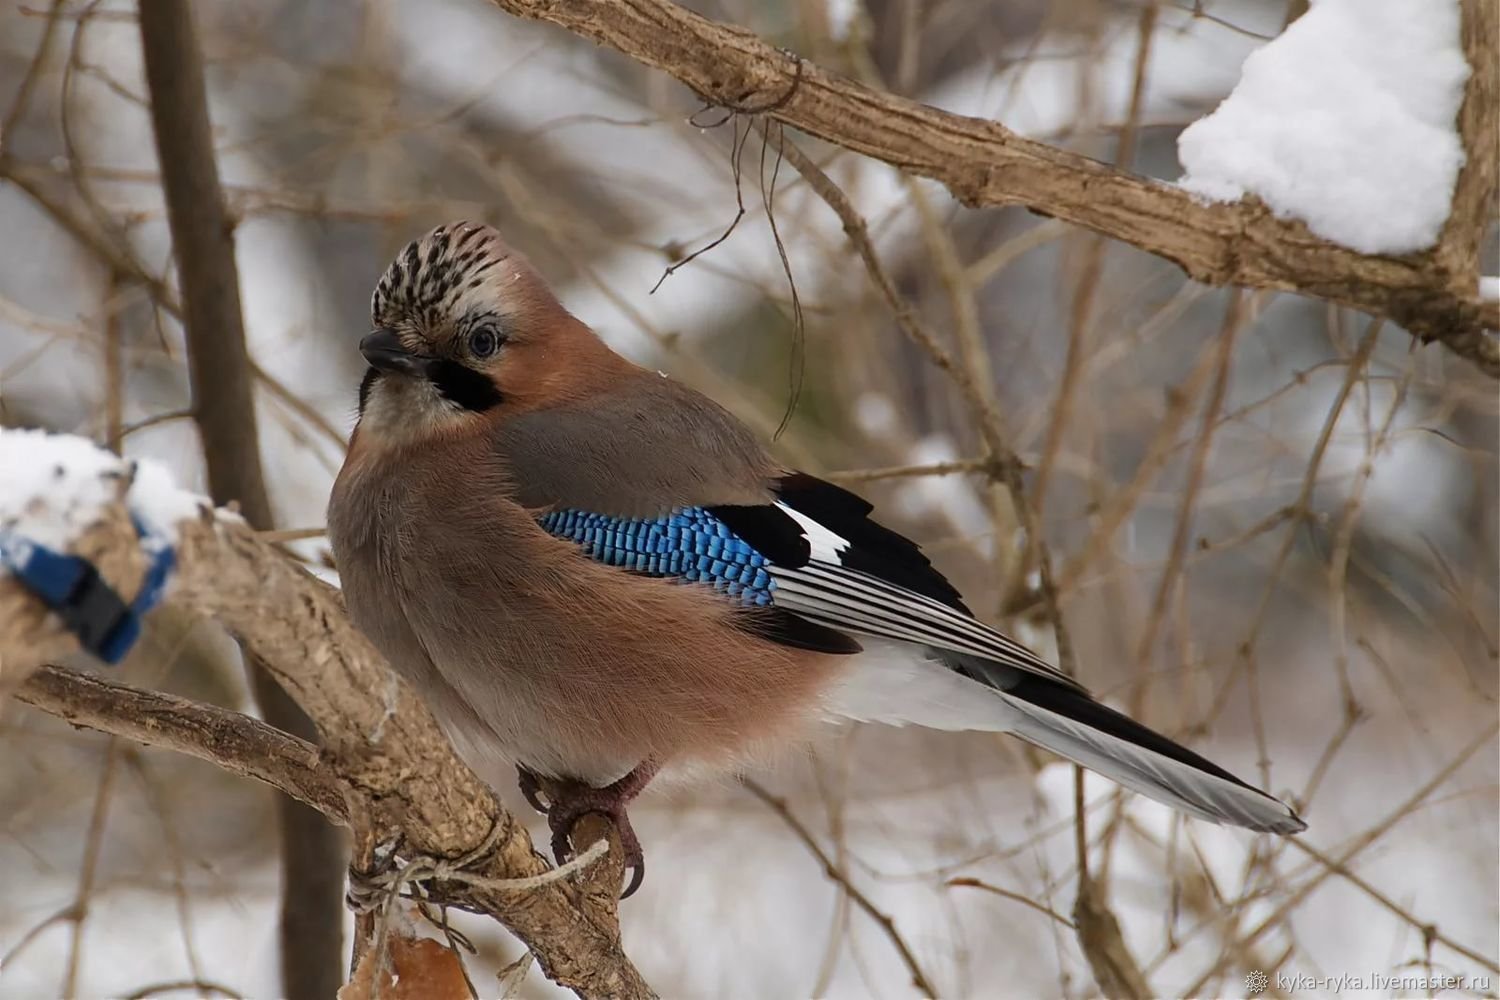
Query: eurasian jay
328 222 1304 896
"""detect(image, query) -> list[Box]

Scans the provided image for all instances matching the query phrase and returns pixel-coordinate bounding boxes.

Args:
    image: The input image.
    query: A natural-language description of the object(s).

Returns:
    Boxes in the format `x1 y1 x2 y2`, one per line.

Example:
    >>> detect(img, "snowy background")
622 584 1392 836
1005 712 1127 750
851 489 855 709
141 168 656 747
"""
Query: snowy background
1 0 1495 997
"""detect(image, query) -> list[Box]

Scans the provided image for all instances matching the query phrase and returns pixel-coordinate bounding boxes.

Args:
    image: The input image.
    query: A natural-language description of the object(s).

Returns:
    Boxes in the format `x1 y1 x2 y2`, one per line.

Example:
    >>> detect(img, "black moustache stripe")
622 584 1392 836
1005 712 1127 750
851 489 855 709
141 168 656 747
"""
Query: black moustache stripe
428 359 504 412
358 366 380 413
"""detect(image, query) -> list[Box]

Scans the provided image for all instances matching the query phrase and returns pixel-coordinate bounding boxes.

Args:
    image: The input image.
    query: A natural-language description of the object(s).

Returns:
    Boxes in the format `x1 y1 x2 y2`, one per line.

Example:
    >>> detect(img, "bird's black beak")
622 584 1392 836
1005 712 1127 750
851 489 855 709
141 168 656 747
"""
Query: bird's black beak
360 328 433 377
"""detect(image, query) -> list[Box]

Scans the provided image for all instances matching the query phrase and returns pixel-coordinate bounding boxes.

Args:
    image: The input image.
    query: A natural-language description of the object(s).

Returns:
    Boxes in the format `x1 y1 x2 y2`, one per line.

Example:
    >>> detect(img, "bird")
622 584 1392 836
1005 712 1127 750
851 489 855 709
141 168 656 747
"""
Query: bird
328 222 1305 897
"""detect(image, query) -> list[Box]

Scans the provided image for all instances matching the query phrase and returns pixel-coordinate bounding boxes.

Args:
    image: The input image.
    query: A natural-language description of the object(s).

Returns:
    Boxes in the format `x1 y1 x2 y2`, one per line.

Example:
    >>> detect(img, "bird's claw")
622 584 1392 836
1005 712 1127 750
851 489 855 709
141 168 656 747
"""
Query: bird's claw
516 765 549 814
546 793 646 899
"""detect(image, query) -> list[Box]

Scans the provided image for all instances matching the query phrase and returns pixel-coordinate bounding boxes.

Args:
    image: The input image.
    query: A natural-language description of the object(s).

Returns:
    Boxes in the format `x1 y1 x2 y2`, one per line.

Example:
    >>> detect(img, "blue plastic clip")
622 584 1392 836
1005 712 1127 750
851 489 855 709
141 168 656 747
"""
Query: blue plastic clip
0 513 176 665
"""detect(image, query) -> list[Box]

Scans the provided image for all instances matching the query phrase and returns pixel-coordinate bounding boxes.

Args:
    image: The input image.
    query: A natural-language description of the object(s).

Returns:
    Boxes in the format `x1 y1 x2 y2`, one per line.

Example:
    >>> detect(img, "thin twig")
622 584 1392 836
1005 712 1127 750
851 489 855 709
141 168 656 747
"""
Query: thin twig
1181 721 1500 995
1285 838 1499 974
0 0 64 154
743 779 939 997
946 877 1077 930
61 736 120 997
824 458 995 484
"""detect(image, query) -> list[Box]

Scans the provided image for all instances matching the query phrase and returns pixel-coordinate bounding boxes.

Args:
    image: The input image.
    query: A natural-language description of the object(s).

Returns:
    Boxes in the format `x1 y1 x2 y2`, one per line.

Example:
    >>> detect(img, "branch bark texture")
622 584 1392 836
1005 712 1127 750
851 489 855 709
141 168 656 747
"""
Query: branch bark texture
483 0 1499 375
19 664 349 823
138 3 345 992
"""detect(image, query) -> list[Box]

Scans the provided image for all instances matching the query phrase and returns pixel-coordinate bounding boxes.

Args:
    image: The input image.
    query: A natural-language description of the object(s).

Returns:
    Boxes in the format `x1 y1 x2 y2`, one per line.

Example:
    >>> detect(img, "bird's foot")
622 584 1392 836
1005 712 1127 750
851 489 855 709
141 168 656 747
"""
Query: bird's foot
548 788 645 898
543 764 658 899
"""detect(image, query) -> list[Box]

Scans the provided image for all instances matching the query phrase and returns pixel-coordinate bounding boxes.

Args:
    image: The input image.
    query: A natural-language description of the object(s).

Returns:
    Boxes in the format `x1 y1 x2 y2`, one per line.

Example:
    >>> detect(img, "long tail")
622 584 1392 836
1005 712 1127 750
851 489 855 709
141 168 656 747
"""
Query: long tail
962 654 1305 834
829 643 1304 834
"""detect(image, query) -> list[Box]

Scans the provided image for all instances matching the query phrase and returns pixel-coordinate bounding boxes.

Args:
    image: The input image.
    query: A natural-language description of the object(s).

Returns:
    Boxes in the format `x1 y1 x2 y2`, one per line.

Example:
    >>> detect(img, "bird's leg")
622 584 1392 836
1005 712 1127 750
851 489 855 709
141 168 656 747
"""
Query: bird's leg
545 761 659 899
515 764 549 814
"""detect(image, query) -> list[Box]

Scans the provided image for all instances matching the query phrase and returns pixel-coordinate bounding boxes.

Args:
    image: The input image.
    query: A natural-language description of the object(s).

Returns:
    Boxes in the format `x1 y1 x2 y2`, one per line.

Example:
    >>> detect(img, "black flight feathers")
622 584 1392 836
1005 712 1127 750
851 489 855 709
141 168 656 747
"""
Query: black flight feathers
712 473 970 611
950 652 1262 794
712 474 1086 695
709 472 970 656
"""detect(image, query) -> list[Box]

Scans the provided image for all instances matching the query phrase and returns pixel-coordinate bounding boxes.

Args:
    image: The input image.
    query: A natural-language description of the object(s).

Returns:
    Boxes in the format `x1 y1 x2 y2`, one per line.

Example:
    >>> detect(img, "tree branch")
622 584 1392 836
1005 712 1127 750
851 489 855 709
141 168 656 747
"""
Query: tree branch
17 665 350 823
1437 0 1499 284
138 3 345 992
482 0 1499 375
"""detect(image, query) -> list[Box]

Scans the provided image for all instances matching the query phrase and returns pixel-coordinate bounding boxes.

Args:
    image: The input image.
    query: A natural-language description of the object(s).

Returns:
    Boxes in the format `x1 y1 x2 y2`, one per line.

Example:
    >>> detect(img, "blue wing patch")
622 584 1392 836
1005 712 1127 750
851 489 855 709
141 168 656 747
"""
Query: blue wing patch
538 507 776 606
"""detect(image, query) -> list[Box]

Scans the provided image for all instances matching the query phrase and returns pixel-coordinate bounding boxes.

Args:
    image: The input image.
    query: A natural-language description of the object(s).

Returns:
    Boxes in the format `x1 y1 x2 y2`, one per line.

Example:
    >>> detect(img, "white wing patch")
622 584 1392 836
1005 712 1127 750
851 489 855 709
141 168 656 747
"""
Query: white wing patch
774 501 849 561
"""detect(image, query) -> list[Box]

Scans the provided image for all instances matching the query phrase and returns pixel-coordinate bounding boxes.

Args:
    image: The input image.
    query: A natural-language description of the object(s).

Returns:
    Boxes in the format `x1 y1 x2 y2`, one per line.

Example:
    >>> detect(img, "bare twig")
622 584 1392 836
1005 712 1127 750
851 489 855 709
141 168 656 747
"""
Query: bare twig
1 1 64 157
1130 291 1244 687
743 779 939 997
946 877 1076 930
1435 0 1499 290
60 736 119 997
1181 721 1500 995
1073 874 1153 1000
1285 838 1499 975
825 458 995 484
121 980 243 1000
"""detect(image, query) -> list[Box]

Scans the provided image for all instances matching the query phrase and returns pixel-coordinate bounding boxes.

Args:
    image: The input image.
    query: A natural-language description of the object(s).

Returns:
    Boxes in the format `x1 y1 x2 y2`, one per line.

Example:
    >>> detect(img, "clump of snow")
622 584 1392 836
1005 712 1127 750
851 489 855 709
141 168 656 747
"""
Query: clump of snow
128 455 209 536
0 430 127 550
0 428 206 550
1177 0 1470 255
1480 275 1499 301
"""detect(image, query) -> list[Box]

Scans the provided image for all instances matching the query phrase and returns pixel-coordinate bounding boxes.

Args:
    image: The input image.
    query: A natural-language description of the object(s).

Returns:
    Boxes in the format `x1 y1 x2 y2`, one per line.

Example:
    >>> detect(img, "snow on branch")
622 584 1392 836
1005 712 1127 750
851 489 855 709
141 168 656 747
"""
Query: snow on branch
0 429 653 1000
481 0 1499 375
1179 0 1470 256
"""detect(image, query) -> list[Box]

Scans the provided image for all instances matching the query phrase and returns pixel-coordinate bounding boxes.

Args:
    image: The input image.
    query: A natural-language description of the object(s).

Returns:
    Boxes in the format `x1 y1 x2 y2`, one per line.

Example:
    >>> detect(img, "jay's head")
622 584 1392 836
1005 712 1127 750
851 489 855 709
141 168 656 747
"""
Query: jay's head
356 221 616 443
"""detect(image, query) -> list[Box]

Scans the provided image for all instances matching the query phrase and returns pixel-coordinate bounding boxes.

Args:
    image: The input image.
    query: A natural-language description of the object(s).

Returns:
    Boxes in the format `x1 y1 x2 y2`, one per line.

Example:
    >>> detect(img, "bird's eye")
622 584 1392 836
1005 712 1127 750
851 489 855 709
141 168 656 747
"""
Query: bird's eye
469 325 503 358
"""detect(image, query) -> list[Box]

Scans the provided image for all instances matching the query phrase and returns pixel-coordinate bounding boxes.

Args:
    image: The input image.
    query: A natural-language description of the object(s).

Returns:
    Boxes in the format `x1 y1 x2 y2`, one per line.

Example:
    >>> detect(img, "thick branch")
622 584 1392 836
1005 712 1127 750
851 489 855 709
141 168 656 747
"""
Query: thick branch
1438 0 1499 283
138 4 343 992
483 0 1499 375
17 665 350 823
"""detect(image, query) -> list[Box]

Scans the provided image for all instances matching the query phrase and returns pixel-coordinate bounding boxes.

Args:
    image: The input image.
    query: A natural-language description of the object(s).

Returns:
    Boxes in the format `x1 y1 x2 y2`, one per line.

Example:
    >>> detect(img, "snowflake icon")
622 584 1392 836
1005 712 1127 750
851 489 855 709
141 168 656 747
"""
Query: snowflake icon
1245 969 1270 995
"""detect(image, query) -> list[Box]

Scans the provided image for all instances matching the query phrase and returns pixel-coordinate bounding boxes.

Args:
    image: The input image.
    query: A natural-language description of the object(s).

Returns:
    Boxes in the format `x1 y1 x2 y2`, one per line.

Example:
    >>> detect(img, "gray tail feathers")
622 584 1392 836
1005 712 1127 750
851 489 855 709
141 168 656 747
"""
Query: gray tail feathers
994 670 1305 834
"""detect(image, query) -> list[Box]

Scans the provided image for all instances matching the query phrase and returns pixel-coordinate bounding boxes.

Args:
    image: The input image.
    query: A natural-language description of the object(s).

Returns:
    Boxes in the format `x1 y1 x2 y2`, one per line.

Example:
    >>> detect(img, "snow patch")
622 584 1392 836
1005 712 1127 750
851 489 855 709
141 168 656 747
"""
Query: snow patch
1177 0 1470 254
0 430 127 550
0 429 206 549
129 455 210 537
1480 275 1499 301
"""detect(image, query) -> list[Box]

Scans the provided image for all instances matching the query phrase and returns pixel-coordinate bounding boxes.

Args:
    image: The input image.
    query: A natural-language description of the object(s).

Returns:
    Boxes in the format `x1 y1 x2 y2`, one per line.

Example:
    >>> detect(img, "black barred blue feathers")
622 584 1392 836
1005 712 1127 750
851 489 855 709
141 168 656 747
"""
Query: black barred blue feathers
539 507 776 606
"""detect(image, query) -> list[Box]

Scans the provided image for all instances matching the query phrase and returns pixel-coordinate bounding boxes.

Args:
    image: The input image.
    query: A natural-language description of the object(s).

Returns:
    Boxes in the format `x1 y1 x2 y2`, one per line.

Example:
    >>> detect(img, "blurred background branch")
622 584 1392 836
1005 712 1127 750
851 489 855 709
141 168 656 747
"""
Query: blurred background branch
137 2 346 994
